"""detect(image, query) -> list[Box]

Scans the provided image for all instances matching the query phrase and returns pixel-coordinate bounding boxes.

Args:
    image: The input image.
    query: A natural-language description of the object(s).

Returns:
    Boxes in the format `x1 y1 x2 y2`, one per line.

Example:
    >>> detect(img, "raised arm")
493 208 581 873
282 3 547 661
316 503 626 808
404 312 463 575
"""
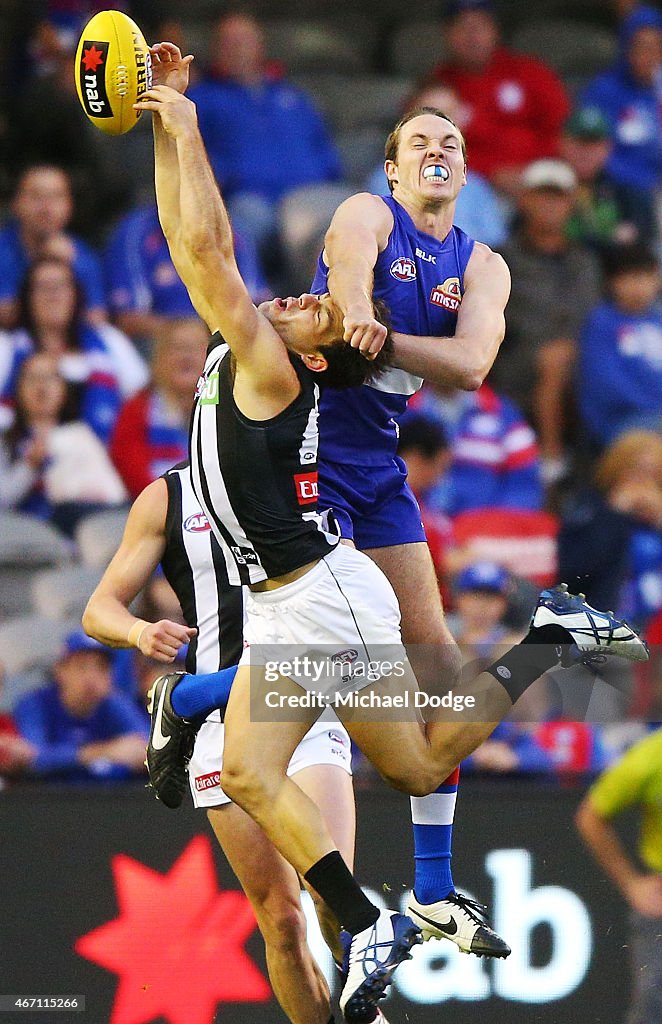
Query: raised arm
390 244 511 390
82 478 196 662
323 192 394 356
138 85 294 393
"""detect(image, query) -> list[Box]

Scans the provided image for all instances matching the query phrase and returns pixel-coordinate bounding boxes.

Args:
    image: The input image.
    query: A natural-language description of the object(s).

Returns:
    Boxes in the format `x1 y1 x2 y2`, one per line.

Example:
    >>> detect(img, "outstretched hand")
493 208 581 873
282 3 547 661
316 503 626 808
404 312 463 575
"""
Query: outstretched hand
149 41 194 94
135 85 198 138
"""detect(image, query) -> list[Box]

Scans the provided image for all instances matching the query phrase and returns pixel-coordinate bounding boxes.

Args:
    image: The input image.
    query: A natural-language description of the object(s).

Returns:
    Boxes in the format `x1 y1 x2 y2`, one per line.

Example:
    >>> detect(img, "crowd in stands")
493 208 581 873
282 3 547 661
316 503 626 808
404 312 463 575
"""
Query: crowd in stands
1 0 662 789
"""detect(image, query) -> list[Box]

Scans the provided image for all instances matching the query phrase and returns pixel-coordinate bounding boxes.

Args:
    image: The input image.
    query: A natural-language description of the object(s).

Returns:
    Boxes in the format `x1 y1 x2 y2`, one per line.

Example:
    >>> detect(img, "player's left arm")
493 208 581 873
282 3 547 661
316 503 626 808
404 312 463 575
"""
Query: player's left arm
389 244 511 390
83 478 197 662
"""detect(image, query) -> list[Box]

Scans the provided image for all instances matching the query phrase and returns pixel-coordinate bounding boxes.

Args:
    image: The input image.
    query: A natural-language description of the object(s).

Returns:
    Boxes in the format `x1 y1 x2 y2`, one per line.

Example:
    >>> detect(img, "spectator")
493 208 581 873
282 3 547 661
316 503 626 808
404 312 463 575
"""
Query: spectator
188 12 342 275
13 629 147 782
577 244 662 448
104 203 269 344
411 381 543 516
0 353 127 533
561 106 636 252
576 727 662 1024
0 256 146 442
110 317 208 498
427 0 570 195
581 6 662 243
558 429 662 624
396 412 452 588
451 561 517 658
0 666 35 786
0 165 106 328
492 159 602 484
365 82 508 248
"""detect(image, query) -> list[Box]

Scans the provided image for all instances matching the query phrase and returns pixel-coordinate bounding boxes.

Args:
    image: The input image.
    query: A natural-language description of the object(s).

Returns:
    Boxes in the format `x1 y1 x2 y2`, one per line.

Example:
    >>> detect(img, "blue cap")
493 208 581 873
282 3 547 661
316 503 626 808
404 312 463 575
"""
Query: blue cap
455 562 511 595
61 629 112 659
446 0 495 18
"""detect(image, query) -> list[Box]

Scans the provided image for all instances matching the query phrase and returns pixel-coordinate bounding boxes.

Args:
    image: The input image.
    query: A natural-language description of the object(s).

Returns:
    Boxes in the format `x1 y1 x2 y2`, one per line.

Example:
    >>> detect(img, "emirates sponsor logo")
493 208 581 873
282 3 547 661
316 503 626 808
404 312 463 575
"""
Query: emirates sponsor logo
195 771 221 792
294 472 318 505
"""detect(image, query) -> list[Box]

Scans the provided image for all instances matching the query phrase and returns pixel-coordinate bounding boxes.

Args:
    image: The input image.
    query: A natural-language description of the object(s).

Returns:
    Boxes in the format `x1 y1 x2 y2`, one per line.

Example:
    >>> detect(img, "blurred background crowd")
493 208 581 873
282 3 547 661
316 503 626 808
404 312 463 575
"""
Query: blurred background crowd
0 0 662 789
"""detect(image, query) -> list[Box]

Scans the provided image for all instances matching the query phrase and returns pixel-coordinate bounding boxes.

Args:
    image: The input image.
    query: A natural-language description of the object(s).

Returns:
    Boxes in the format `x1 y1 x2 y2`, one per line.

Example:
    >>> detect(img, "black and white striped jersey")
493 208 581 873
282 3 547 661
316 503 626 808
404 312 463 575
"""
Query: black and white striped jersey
189 336 339 585
161 462 244 675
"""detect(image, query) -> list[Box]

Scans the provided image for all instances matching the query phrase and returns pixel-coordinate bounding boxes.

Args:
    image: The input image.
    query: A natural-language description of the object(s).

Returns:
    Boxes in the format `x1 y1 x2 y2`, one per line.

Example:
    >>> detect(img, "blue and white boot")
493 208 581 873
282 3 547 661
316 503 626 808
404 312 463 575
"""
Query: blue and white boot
339 911 421 1022
532 584 648 664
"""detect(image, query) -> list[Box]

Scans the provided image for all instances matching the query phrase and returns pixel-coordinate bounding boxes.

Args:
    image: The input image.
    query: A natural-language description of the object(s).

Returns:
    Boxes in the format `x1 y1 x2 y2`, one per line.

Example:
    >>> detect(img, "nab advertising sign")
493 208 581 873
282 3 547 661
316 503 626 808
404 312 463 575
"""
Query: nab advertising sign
0 779 627 1024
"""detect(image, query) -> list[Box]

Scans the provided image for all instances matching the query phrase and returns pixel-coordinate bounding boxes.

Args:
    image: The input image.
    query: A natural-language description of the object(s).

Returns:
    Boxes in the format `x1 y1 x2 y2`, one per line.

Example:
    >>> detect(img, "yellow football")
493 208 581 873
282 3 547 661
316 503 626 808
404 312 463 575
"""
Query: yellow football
74 10 152 135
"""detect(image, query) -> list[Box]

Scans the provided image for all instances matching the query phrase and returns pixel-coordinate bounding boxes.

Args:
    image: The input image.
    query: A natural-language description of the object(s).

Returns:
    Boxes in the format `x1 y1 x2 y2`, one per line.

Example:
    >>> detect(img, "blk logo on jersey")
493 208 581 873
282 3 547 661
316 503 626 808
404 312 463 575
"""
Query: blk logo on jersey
430 277 462 311
79 41 112 118
294 471 318 505
183 513 211 533
390 257 417 282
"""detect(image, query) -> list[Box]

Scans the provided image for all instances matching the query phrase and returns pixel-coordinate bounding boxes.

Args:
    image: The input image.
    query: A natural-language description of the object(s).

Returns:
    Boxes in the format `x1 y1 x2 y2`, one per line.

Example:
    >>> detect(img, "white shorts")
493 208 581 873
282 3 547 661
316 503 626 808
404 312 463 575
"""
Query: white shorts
189 710 352 808
238 544 406 696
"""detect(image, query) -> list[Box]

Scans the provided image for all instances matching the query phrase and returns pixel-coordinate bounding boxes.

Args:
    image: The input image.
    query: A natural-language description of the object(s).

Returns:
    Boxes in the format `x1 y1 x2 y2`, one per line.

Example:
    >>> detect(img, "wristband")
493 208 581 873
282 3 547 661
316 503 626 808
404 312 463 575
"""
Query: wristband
127 619 150 651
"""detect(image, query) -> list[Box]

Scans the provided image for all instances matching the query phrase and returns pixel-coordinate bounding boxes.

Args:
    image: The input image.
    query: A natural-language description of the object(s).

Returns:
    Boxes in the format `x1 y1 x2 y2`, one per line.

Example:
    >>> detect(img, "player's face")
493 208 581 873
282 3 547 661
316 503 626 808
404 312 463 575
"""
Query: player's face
386 115 467 206
259 292 344 355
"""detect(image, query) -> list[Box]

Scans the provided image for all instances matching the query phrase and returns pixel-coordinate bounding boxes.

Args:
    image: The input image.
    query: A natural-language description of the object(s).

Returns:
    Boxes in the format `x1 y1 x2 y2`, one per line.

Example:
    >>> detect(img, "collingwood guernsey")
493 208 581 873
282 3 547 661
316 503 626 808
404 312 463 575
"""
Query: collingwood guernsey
190 335 340 586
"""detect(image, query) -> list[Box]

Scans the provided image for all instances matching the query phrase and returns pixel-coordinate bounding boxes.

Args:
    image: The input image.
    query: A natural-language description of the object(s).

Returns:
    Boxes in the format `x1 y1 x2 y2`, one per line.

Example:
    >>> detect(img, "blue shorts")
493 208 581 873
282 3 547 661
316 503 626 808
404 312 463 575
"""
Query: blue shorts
319 457 426 550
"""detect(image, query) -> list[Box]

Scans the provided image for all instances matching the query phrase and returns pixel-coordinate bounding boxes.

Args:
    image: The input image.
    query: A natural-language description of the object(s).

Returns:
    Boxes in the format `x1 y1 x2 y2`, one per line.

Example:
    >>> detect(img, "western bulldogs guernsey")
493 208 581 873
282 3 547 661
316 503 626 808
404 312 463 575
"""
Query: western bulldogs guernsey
189 335 339 586
161 462 244 675
312 195 475 467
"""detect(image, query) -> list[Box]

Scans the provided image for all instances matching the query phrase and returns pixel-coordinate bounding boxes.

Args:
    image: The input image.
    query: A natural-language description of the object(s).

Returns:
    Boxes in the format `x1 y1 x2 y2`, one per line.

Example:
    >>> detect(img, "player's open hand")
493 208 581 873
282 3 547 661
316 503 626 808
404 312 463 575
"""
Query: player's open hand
149 42 194 94
134 85 197 137
343 312 387 359
137 620 197 662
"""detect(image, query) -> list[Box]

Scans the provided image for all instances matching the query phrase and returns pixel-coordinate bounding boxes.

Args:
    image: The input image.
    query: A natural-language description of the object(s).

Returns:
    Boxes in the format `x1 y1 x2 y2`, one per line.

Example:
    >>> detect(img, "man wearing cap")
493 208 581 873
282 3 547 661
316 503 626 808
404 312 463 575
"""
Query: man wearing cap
13 629 147 781
561 107 634 251
426 0 570 195
490 158 602 485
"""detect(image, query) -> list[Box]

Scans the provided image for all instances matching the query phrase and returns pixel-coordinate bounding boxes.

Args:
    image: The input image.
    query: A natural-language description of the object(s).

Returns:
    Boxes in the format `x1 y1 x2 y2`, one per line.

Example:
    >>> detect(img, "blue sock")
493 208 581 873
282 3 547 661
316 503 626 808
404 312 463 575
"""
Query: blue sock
410 769 459 904
170 665 238 719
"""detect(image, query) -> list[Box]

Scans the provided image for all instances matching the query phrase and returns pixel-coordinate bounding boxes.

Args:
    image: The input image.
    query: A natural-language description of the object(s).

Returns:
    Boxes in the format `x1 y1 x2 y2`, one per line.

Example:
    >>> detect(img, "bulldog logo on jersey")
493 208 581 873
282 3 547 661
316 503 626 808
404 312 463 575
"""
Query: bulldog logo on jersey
390 257 417 282
430 277 462 311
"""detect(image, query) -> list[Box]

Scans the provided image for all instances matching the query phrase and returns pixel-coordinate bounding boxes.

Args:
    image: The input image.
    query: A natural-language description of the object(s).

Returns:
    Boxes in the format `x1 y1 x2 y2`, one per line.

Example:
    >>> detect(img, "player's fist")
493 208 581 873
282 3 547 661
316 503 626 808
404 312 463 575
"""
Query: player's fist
343 312 387 359
150 42 194 94
137 620 197 662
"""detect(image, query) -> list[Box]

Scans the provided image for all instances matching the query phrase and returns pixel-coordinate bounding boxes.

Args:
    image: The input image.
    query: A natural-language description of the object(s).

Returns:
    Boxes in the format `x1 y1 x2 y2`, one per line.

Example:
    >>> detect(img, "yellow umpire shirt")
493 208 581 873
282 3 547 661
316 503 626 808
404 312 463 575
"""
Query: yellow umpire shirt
589 727 662 873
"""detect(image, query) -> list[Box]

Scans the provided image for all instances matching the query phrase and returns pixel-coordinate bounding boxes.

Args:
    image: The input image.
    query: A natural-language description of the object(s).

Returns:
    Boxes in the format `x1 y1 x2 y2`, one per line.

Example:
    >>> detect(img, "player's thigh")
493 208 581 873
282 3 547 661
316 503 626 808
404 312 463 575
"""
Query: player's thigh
363 541 453 646
222 665 315 780
293 763 356 870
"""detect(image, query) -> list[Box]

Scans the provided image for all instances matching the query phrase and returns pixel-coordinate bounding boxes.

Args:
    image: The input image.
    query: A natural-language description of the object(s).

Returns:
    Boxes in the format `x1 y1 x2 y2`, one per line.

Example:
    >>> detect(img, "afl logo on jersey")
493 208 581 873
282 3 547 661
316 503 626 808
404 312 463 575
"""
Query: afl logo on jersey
390 257 416 282
430 277 462 311
183 513 211 533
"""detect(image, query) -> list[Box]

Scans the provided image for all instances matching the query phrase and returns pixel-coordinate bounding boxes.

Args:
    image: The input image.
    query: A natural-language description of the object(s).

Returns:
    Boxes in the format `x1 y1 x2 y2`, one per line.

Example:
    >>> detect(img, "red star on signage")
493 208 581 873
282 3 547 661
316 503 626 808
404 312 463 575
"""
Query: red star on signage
82 45 105 72
75 836 271 1024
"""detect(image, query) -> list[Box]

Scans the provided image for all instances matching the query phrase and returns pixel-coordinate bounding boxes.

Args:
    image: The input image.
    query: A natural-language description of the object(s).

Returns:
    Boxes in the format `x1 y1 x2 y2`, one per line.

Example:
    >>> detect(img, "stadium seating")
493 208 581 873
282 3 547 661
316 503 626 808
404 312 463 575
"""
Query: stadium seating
0 514 73 619
279 182 355 291
31 565 104 622
75 509 130 570
511 19 616 80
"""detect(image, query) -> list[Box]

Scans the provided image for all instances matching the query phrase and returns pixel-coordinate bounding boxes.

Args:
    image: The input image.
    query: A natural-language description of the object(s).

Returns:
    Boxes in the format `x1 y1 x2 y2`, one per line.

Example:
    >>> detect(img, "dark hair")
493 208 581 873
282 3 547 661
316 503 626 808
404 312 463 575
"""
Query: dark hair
16 256 84 349
397 412 448 458
5 356 78 460
316 299 394 389
384 106 467 193
603 242 659 279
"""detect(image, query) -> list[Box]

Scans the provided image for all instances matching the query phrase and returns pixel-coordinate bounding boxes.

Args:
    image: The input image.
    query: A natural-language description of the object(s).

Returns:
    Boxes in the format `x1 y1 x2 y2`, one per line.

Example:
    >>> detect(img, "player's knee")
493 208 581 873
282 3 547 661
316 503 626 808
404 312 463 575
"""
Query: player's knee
219 762 268 810
378 761 441 797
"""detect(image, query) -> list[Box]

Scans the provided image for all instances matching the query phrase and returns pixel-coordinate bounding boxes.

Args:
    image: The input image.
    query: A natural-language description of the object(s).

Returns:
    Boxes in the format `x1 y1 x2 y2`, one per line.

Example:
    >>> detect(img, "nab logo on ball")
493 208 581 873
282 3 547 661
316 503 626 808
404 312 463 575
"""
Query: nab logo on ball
79 41 111 118
183 513 211 533
430 277 462 311
390 258 417 282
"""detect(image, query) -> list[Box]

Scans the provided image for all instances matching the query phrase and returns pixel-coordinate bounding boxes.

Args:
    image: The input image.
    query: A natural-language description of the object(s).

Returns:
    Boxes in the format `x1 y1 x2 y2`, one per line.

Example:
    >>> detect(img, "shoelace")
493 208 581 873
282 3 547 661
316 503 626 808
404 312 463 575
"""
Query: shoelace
448 893 490 925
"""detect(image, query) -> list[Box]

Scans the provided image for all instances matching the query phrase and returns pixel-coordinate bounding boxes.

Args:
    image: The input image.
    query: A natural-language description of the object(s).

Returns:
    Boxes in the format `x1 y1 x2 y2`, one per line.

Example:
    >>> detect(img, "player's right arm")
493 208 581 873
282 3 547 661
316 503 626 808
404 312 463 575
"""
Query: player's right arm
82 478 196 662
141 86 298 399
323 193 394 357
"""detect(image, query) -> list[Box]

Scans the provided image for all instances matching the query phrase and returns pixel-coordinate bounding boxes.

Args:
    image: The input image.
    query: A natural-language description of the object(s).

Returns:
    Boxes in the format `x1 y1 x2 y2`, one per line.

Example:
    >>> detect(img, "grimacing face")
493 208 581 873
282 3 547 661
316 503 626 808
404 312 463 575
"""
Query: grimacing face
259 293 345 359
385 114 467 207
